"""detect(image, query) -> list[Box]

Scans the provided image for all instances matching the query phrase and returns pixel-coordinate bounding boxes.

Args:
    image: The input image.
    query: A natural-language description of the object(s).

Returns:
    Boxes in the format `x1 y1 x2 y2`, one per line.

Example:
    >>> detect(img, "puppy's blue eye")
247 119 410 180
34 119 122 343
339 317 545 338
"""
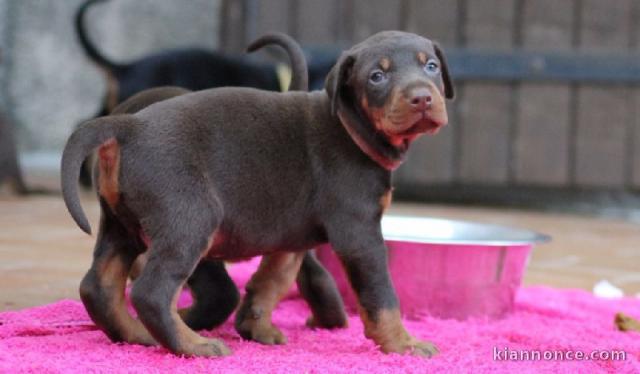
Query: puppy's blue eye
369 70 386 84
424 60 439 74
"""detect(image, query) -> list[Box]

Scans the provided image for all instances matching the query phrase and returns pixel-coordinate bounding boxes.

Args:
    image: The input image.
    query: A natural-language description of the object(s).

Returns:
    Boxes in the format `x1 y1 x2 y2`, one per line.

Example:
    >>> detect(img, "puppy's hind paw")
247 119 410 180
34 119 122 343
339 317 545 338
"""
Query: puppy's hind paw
305 315 348 329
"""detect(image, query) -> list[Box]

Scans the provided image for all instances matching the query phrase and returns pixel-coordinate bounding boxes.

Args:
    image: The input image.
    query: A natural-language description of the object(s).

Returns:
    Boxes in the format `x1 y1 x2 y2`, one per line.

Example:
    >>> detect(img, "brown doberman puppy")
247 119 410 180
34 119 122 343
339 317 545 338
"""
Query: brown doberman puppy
81 33 347 340
61 31 454 357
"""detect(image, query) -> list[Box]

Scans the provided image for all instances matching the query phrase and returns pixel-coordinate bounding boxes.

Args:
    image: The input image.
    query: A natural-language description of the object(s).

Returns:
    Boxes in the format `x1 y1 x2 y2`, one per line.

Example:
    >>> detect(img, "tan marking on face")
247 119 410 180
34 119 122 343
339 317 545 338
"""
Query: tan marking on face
359 307 414 353
98 138 120 210
361 86 405 136
417 52 427 65
425 80 448 126
380 57 391 71
380 188 393 213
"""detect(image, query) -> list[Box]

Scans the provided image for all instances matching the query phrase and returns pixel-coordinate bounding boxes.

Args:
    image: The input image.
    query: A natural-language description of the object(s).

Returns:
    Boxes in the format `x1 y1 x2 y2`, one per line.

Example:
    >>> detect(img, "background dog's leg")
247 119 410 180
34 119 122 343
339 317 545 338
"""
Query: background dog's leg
130 200 230 357
296 251 348 329
178 259 239 331
329 222 439 357
79 206 155 346
235 252 305 344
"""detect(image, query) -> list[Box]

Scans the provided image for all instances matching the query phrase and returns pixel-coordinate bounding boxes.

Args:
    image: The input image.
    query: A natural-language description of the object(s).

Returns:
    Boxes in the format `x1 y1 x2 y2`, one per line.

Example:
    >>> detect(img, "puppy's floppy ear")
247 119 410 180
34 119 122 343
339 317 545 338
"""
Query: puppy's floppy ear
325 52 356 115
434 43 454 100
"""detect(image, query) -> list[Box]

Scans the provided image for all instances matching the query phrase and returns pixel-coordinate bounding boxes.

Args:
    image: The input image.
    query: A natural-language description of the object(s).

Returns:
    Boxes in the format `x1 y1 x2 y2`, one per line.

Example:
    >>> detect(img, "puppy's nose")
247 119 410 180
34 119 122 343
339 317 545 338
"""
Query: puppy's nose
409 88 432 111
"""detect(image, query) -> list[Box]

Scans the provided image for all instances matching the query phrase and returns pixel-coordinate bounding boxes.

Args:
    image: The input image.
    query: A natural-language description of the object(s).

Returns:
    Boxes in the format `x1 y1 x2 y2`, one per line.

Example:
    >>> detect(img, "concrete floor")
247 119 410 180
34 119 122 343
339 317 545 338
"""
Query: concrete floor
1 192 639 311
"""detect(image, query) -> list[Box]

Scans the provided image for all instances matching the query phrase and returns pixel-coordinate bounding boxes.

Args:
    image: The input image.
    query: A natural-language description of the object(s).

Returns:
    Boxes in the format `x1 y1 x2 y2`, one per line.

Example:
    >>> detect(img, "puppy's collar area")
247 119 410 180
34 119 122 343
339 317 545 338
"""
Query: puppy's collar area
336 105 408 171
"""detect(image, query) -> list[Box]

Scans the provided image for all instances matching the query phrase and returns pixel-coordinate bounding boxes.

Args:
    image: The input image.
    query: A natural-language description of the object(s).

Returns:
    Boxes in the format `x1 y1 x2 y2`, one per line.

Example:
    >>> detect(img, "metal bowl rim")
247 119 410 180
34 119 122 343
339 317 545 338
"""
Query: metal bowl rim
381 215 551 246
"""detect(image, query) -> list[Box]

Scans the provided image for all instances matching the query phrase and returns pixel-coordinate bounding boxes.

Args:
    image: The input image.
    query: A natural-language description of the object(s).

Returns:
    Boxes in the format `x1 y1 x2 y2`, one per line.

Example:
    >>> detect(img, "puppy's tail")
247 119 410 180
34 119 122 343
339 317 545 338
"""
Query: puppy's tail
75 0 122 72
61 116 131 235
247 32 308 92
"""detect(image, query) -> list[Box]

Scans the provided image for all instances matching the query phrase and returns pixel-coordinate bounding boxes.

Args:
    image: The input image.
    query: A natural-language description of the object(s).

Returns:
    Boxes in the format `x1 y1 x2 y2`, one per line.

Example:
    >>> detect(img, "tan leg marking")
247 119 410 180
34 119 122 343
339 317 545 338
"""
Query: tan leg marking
169 287 231 356
128 252 148 280
97 138 120 209
236 252 305 344
360 308 439 357
94 253 156 345
380 188 394 214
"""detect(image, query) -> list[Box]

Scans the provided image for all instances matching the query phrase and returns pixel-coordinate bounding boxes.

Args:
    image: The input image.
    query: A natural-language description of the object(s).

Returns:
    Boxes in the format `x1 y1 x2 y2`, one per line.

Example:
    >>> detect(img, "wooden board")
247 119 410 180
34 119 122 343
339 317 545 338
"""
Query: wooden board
457 0 514 184
457 84 512 183
575 87 631 187
575 0 633 187
404 0 459 45
513 0 574 186
351 0 402 42
253 0 292 38
464 0 515 49
633 91 640 187
295 0 339 45
219 0 246 52
514 84 571 185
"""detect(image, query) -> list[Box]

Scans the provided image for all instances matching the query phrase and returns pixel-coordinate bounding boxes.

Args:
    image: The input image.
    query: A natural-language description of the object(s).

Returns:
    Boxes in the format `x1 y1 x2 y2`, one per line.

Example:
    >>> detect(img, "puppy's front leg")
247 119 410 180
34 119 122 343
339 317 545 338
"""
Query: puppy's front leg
328 223 438 357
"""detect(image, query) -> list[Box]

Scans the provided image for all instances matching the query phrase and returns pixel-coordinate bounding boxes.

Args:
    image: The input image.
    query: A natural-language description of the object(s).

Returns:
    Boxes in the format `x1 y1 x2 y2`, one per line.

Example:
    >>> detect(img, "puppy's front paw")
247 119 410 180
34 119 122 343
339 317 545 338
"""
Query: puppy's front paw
236 319 287 345
407 339 439 358
381 338 439 358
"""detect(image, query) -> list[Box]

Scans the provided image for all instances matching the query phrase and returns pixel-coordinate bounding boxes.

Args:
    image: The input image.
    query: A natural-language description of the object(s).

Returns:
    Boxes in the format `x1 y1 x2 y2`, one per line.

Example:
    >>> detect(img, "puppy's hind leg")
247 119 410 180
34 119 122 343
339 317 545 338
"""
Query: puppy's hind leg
130 196 231 357
297 251 348 329
79 205 155 346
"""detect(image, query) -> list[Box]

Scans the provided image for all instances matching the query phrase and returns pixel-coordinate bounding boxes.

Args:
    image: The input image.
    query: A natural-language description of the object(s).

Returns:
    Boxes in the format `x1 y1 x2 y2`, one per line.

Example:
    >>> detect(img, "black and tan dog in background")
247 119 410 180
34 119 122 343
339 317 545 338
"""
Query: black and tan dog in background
75 0 335 186
62 31 454 357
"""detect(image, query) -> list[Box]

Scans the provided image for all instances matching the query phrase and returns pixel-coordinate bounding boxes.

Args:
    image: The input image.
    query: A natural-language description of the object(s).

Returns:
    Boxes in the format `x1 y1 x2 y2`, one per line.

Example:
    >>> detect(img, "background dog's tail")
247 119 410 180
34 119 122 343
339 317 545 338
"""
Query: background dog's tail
61 116 130 235
75 0 122 72
247 32 308 92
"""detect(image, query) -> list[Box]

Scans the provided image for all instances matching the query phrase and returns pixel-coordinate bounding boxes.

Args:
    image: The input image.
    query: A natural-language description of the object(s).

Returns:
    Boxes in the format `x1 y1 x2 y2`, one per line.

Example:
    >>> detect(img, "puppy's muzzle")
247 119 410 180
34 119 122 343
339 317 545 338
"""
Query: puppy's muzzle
408 87 433 112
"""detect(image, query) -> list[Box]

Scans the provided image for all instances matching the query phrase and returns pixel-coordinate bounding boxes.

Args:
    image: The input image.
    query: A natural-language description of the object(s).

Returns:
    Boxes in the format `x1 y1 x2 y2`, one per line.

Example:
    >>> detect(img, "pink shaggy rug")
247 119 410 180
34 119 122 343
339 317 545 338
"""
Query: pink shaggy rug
1 258 639 373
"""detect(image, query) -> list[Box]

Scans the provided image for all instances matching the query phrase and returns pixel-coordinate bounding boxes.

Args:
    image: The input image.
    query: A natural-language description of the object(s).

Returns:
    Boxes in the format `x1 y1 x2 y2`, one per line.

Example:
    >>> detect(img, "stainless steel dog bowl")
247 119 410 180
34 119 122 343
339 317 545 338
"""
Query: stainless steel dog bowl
316 215 550 320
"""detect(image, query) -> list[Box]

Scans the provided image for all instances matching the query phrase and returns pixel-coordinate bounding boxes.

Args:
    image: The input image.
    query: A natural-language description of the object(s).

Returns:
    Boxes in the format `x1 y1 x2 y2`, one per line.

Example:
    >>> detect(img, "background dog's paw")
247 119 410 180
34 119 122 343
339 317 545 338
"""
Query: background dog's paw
305 315 348 329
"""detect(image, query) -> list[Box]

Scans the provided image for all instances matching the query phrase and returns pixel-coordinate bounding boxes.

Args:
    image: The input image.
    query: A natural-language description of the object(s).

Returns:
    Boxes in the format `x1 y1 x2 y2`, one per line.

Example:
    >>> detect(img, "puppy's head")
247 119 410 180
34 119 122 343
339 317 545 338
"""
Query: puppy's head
326 31 454 159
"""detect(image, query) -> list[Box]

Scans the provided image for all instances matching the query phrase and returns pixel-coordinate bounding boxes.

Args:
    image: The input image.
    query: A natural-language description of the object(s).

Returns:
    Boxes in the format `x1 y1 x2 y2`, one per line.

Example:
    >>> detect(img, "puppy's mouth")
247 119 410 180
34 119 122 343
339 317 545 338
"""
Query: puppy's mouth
403 114 443 135
393 112 445 138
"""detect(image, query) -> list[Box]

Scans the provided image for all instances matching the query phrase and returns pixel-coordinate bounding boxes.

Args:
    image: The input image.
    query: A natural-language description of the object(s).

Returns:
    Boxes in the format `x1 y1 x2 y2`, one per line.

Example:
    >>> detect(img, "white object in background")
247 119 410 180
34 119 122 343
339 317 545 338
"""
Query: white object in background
593 280 624 298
